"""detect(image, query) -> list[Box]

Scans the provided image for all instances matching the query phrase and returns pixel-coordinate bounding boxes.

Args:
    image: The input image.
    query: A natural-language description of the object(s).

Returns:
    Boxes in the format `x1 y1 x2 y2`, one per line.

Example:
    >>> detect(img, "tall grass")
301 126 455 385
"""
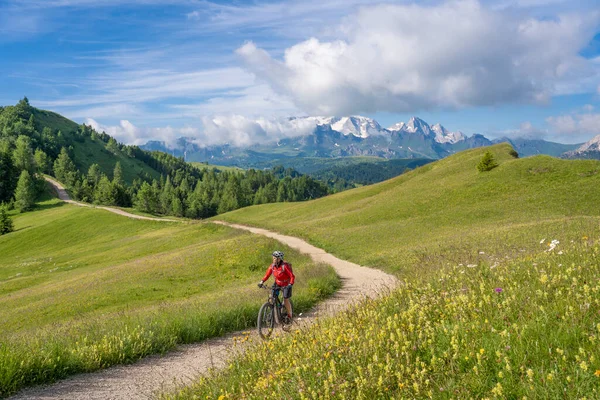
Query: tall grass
160 144 600 398
164 235 600 399
0 201 340 397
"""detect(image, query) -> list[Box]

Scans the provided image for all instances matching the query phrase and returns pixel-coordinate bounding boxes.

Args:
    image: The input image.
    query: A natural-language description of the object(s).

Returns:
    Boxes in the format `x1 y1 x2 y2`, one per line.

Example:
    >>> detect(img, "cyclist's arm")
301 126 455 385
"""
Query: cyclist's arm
261 265 273 283
288 263 295 285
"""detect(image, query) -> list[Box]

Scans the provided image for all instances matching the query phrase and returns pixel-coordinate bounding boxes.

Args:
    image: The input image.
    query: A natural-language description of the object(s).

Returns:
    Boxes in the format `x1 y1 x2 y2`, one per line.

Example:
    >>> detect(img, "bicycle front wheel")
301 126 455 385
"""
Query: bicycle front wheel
257 302 275 339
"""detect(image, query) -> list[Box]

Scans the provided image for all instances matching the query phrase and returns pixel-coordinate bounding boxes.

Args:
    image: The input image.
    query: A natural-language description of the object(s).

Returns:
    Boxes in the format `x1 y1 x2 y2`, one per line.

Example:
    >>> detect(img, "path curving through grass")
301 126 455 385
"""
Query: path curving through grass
44 176 180 222
10 217 397 399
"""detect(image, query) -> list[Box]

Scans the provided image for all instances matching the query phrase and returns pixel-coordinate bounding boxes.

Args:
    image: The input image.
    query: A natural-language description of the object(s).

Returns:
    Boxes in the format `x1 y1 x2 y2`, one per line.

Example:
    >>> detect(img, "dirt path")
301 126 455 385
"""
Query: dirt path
44 176 180 222
12 189 397 400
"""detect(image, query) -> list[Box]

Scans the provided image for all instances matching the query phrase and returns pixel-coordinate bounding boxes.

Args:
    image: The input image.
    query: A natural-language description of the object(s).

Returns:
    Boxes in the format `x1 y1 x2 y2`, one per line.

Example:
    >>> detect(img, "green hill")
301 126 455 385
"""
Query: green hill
166 143 600 399
0 200 339 396
0 100 163 185
0 99 331 219
217 143 600 276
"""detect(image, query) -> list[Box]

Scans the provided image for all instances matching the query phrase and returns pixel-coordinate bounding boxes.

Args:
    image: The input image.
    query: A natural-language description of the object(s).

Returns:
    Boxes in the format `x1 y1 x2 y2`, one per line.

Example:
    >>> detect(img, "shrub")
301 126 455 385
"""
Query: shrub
508 148 519 158
477 151 499 172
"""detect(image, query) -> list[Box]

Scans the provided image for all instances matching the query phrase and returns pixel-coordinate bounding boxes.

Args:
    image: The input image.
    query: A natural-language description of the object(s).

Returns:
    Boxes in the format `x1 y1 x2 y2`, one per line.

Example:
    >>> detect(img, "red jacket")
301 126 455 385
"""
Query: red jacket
262 261 295 286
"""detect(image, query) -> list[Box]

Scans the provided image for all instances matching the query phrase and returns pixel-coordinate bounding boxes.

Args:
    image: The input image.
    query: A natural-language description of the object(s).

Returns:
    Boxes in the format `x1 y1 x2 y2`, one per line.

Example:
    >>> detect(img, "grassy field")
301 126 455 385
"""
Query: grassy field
0 200 339 397
217 143 600 278
168 236 600 399
163 143 600 399
190 162 245 173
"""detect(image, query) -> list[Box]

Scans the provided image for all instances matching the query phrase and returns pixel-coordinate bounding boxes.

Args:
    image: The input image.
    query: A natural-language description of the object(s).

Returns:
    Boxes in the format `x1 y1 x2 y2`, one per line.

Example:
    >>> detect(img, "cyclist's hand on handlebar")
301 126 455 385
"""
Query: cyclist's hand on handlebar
257 281 264 288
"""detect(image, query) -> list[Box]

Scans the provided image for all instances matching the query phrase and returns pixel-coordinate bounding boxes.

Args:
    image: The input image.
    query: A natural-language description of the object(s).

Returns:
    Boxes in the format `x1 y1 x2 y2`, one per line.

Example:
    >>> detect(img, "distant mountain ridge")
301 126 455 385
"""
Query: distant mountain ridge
143 115 582 166
562 134 600 159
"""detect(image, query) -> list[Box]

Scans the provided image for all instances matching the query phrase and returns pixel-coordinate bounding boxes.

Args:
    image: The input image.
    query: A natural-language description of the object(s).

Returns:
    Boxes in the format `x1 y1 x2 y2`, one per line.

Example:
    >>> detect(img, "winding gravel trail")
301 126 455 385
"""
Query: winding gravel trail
12 182 397 400
44 176 179 222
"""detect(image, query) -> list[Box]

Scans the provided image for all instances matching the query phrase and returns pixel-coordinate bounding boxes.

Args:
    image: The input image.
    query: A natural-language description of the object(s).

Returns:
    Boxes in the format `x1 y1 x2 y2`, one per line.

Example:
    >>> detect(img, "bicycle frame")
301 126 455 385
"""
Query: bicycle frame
267 285 286 324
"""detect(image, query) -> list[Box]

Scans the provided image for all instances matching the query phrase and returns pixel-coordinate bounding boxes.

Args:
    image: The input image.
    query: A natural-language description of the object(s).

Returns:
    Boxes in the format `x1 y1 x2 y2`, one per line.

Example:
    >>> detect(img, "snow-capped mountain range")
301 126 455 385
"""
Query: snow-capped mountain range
142 115 583 165
301 115 465 144
305 116 382 139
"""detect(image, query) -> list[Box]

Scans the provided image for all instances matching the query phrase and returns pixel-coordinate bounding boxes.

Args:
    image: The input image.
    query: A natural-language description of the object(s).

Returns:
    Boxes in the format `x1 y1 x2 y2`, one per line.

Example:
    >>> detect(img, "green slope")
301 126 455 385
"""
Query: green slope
0 200 339 396
30 108 161 184
31 108 79 134
217 143 600 276
167 143 600 399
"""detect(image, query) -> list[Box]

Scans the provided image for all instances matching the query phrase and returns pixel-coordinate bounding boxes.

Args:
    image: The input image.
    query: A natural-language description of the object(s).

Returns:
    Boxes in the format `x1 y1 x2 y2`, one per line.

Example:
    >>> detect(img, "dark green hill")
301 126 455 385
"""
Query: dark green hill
0 99 331 219
1 99 161 185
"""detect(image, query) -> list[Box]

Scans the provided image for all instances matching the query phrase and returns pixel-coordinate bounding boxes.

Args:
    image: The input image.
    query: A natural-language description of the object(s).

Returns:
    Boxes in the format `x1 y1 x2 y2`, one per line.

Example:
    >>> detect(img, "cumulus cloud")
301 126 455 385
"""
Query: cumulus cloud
85 115 318 148
546 112 600 142
237 0 600 115
85 118 191 149
199 115 317 147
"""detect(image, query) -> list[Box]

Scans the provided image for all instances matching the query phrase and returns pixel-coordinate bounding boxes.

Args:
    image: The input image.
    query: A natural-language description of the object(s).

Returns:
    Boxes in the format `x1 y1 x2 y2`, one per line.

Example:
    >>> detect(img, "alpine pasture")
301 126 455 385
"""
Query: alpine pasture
0 197 339 397
164 143 600 399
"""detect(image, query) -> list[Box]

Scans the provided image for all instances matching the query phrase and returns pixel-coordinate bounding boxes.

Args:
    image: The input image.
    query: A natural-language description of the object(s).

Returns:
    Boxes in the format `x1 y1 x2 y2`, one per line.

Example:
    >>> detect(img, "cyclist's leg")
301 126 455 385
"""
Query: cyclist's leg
283 285 293 319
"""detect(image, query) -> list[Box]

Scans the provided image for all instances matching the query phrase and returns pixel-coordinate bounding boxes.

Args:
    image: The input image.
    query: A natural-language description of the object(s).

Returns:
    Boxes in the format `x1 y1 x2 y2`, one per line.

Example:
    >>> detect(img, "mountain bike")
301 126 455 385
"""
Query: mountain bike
257 284 294 339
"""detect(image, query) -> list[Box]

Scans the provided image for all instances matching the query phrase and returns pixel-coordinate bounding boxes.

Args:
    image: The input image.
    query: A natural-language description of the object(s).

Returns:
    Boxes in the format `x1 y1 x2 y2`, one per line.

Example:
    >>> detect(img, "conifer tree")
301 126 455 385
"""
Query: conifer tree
14 170 35 212
136 181 159 213
477 151 499 172
106 137 119 154
172 195 183 217
113 162 123 186
160 176 174 214
0 205 13 235
87 164 102 186
34 149 51 174
94 175 117 205
53 148 78 188
0 141 18 203
13 135 34 173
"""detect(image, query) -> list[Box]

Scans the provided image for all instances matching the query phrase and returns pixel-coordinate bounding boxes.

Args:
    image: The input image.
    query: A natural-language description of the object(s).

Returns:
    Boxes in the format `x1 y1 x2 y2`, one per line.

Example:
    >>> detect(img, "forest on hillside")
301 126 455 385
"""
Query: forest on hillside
0 98 329 220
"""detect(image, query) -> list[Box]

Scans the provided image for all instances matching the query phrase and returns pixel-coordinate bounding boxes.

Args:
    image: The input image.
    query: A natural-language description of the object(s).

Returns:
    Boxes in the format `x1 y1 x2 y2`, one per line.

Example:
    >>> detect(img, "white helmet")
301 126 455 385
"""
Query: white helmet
272 251 284 260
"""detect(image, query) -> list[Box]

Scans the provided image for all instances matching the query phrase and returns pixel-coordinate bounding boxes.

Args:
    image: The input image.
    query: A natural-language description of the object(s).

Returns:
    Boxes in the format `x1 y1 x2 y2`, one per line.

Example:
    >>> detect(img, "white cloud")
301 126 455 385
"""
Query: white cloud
85 118 189 149
583 104 595 112
37 67 254 108
546 112 600 143
85 114 317 148
186 11 200 20
170 84 301 118
237 0 600 116
199 115 316 147
66 103 141 119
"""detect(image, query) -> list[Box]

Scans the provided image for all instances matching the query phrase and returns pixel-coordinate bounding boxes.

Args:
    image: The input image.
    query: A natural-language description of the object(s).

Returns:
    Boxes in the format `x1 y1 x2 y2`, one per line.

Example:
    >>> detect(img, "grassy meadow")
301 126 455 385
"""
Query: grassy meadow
217 143 600 279
0 200 339 397
163 143 600 399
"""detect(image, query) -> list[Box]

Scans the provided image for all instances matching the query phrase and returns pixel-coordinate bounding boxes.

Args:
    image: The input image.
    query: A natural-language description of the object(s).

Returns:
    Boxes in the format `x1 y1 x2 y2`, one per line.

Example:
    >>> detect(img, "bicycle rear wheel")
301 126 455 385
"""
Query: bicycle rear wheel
257 302 275 339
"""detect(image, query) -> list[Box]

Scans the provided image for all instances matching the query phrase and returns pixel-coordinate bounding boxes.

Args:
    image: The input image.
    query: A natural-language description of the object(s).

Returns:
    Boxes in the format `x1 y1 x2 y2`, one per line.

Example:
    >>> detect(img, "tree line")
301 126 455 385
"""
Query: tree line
0 98 330 229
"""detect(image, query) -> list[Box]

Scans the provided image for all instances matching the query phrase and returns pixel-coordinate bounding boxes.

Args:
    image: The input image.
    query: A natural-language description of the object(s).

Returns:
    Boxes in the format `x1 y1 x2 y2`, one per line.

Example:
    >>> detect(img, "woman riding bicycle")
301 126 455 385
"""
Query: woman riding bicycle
258 250 295 321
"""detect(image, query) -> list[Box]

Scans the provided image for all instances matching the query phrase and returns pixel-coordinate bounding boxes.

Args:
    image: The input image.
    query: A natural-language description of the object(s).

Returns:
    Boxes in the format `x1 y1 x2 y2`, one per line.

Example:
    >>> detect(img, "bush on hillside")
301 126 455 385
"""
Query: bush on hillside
0 205 13 234
508 148 519 158
477 151 499 172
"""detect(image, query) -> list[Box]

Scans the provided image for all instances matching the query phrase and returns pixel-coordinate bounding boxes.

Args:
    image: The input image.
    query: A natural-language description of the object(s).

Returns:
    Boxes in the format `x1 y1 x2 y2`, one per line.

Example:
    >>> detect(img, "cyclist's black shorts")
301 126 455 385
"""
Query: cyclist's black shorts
282 285 293 299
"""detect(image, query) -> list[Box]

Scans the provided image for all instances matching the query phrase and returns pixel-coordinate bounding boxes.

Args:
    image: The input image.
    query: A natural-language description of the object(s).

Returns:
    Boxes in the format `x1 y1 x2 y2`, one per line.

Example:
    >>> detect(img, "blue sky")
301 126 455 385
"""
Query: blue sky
1 0 599 146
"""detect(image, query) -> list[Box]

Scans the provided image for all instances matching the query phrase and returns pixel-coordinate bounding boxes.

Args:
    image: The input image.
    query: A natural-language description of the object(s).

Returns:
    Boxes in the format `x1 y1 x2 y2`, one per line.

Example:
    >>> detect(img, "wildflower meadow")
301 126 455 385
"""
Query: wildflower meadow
165 236 600 399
